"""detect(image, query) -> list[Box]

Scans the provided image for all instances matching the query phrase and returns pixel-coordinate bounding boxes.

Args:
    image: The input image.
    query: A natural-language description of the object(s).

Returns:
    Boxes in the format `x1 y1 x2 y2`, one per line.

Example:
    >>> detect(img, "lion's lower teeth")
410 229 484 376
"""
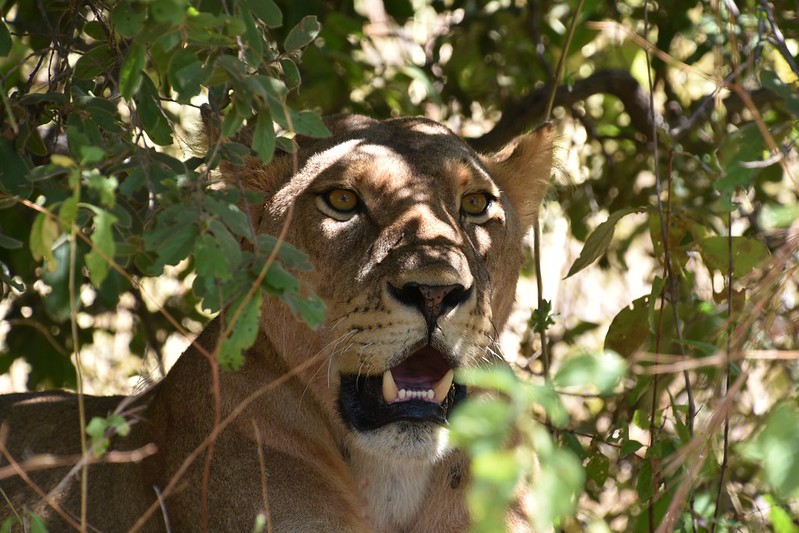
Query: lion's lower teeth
382 369 454 403
397 389 434 401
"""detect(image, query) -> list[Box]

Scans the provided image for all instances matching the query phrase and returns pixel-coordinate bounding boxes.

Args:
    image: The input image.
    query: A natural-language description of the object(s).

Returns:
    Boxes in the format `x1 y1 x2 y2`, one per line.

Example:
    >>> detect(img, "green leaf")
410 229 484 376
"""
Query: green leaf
241 8 264 62
85 416 107 440
1 515 16 533
87 174 118 208
0 138 33 199
471 449 520 485
761 70 799 116
194 233 231 281
566 207 646 277
637 459 655 501
86 416 111 456
218 291 262 371
449 398 514 455
73 45 114 80
586 453 609 487
553 350 627 394
28 513 47 533
264 262 299 293
284 16 321 51
30 212 60 270
280 58 301 89
620 439 644 457
59 197 79 229
41 242 81 323
245 0 282 27
740 402 799 498
80 146 106 165
85 209 117 287
759 203 799 230
765 495 799 533
0 21 11 57
714 123 767 194
150 0 187 25
605 295 650 357
290 110 330 138
203 196 253 241
135 74 173 146
120 44 146 100
108 414 131 437
222 105 247 138
150 223 198 270
0 233 22 249
168 49 209 102
698 236 770 275
256 235 312 270
530 298 555 333
252 111 276 164
282 291 326 328
531 447 584 531
454 365 519 396
112 1 147 38
207 219 242 265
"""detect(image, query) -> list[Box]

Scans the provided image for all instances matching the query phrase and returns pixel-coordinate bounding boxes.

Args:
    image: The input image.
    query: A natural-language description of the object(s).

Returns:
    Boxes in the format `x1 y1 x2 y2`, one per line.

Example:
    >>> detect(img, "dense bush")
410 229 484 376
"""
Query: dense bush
1 0 797 530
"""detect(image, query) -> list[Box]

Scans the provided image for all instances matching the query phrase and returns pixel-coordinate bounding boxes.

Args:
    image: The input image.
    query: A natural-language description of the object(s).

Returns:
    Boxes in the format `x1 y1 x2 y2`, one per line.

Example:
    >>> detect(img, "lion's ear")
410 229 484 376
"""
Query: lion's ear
482 123 556 230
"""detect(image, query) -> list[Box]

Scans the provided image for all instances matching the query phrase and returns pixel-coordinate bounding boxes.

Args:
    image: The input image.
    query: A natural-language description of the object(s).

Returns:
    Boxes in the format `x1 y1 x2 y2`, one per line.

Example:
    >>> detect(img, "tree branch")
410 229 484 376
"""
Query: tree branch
469 68 777 153
470 69 658 152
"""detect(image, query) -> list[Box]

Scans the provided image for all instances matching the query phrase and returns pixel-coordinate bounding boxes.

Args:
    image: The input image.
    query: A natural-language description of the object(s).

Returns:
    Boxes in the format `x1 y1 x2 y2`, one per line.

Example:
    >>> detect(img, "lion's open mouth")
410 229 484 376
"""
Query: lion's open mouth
338 346 467 431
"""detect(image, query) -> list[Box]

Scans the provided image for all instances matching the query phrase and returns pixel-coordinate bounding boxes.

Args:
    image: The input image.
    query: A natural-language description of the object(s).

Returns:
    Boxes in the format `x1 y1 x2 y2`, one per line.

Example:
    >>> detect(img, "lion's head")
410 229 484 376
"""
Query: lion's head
225 115 554 462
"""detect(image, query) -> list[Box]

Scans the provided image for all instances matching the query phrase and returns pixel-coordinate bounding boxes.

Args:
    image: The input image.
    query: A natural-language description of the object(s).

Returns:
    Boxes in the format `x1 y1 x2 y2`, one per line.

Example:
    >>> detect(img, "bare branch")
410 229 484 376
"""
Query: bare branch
470 69 659 152
760 0 799 79
469 68 778 152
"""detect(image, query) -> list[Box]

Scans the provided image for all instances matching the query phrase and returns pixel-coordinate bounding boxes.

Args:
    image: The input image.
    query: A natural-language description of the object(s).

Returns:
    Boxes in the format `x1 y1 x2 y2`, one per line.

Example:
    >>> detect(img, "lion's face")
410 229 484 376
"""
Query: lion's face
235 115 554 461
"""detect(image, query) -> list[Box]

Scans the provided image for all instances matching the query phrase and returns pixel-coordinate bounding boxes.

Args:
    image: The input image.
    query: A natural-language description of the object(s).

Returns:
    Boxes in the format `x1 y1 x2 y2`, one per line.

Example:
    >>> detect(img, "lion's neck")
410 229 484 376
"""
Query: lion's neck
348 447 435 532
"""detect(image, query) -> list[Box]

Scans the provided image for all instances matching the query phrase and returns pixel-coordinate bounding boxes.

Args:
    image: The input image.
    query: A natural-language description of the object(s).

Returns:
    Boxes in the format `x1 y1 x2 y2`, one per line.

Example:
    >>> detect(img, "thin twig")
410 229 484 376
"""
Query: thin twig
759 0 799 78
642 3 696 530
128 347 330 532
67 219 89 532
0 445 158 481
712 212 734 532
154 487 173 533
0 426 84 531
544 0 585 119
252 420 274 533
656 373 748 533
643 6 660 531
535 0 586 382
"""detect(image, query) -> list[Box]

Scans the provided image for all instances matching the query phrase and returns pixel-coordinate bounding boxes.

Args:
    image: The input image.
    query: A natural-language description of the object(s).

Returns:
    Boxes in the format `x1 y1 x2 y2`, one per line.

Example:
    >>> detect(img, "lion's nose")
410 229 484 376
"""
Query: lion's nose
389 282 472 326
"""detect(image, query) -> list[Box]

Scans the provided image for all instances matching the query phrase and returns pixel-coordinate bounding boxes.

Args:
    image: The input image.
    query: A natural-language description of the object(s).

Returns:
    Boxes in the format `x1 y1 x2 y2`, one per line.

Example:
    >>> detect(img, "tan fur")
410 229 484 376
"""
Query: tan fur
0 116 555 531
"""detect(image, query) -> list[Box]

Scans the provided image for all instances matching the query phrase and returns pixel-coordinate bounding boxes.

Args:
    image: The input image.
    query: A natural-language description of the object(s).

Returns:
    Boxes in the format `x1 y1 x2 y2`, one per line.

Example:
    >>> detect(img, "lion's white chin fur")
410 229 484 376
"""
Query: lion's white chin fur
351 421 451 462
349 422 452 529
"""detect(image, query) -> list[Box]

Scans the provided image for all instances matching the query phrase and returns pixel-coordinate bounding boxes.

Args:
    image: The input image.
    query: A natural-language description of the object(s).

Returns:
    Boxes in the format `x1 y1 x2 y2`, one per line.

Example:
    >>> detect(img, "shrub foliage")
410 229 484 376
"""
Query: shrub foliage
1 0 798 531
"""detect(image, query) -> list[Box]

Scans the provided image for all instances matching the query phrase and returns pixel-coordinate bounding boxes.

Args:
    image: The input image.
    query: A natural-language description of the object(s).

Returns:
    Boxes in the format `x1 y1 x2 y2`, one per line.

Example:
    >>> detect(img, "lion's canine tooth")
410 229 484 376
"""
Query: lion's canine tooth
382 370 399 403
433 369 454 403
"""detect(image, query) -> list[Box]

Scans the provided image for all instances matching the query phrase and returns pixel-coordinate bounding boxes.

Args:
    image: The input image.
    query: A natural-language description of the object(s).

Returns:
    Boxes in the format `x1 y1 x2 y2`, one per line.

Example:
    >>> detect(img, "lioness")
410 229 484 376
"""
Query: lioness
0 115 555 531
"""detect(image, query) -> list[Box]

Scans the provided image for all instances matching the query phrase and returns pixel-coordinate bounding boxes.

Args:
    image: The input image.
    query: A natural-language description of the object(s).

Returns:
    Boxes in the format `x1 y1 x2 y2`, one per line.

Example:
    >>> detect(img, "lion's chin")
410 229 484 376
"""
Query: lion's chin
348 421 453 462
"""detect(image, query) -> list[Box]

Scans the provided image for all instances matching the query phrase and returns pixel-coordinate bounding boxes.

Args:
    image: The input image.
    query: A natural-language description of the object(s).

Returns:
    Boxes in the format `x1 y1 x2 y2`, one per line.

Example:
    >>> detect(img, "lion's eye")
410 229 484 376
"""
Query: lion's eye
324 188 359 213
461 192 492 217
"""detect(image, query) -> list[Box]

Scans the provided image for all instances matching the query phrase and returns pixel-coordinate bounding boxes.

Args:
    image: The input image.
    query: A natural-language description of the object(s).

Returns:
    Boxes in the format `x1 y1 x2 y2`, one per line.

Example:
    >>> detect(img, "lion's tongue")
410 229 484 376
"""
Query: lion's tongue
381 347 454 404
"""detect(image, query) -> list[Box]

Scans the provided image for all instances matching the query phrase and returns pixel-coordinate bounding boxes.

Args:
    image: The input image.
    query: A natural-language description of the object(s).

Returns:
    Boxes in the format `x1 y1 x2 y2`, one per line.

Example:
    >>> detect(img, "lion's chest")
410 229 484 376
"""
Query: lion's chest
349 449 434 532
